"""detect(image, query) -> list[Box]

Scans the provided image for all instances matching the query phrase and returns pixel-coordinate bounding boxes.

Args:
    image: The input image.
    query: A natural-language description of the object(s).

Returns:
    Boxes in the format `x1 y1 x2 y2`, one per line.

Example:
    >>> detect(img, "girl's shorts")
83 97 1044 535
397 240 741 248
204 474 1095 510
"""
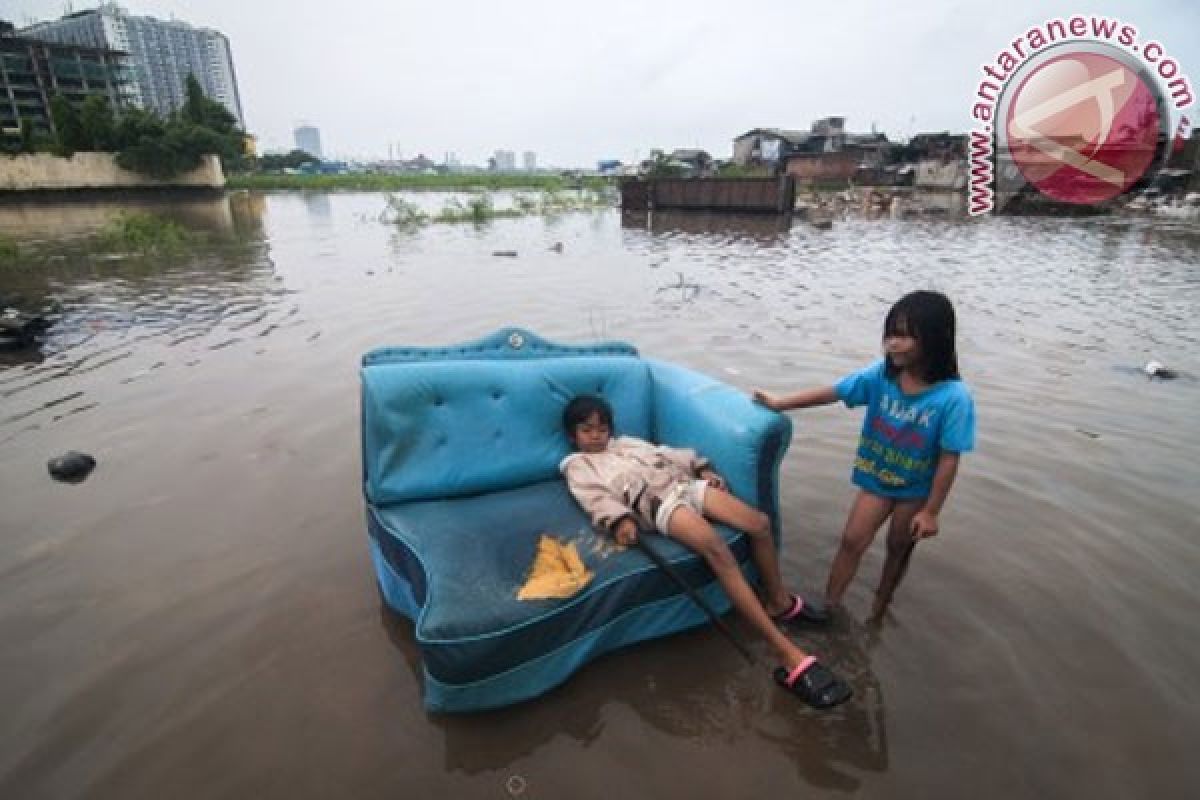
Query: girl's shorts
654 480 709 533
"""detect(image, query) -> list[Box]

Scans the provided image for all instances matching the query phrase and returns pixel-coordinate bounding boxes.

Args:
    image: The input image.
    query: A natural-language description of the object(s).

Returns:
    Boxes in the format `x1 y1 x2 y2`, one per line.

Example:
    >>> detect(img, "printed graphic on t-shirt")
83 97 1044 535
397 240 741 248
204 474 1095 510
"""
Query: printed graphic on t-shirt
856 397 937 487
835 360 976 498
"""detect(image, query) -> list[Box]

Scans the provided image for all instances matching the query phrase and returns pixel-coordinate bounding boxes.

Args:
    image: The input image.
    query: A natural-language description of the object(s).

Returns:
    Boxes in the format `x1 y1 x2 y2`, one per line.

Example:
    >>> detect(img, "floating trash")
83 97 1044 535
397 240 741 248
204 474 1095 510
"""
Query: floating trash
47 450 96 483
1143 360 1178 379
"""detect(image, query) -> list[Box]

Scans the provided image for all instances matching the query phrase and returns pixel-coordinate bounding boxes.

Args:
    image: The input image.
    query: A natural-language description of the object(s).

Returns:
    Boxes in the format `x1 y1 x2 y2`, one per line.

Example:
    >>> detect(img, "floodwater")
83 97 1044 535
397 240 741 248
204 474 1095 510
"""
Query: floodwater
1 191 1197 799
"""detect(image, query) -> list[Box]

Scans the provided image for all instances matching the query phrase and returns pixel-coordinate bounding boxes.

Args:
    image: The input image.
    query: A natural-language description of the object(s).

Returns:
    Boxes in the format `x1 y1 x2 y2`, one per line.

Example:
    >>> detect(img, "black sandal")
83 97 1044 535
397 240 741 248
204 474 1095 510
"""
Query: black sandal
770 593 831 627
774 658 853 709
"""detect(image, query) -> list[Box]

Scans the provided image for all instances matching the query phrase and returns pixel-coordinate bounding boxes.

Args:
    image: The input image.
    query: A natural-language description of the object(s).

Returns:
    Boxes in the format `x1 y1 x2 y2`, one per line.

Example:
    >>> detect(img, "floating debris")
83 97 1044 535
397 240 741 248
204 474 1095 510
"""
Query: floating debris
47 450 96 483
492 250 518 258
1143 360 1177 379
656 271 701 302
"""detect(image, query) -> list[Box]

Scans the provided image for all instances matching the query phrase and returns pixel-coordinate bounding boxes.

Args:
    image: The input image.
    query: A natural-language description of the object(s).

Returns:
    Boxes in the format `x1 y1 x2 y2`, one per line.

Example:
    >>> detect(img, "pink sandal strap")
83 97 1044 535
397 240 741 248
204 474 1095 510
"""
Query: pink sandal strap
784 656 818 687
776 594 805 621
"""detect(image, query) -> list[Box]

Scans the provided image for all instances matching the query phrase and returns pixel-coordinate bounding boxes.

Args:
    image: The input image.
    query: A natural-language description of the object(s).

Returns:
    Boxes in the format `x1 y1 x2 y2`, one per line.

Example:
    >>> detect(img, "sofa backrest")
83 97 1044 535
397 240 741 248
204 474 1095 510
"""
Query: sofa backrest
362 329 653 506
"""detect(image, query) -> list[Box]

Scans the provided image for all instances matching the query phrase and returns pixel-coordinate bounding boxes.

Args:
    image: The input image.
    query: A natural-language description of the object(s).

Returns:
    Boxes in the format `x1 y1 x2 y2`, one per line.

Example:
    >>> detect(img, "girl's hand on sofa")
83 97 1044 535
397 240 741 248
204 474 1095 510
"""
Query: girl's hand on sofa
752 389 783 410
699 469 725 490
613 517 639 547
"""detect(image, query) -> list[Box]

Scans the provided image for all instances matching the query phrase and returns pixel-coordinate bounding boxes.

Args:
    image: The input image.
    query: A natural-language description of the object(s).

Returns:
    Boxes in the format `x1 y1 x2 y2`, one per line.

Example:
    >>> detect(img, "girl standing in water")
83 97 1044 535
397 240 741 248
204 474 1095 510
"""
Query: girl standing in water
754 290 976 618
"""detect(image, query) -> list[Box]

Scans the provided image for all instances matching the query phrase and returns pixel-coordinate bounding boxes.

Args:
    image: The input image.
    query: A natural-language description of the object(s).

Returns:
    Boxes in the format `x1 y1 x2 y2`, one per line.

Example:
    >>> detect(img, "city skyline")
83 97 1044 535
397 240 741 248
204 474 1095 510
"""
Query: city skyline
5 0 1198 166
21 3 244 129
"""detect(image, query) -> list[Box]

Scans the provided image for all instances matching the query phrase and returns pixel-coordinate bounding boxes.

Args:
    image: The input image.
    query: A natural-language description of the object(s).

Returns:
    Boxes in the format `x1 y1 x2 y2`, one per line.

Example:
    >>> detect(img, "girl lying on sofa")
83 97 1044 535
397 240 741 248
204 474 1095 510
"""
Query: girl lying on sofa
559 394 852 709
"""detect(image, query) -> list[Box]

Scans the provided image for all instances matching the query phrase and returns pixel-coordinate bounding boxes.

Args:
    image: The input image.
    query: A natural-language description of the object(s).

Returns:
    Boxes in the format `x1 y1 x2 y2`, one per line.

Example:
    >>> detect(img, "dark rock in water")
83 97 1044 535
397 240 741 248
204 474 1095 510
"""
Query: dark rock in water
492 250 518 257
47 451 97 483
0 309 55 352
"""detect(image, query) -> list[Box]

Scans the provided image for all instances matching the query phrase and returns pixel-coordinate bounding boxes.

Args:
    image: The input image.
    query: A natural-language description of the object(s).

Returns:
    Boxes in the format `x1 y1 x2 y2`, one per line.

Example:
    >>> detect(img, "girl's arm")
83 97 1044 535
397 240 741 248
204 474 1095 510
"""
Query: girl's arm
910 452 961 538
752 385 839 411
563 463 635 536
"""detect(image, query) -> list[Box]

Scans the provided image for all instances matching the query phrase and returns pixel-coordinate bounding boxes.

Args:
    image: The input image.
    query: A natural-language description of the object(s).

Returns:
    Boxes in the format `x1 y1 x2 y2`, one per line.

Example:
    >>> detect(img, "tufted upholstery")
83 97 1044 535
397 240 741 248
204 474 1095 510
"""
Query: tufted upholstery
362 356 654 505
360 328 793 712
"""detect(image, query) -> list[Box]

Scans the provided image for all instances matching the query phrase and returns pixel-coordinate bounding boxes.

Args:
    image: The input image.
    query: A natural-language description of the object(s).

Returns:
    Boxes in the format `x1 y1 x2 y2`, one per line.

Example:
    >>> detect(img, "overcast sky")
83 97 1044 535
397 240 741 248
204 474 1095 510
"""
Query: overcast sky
7 1 1199 166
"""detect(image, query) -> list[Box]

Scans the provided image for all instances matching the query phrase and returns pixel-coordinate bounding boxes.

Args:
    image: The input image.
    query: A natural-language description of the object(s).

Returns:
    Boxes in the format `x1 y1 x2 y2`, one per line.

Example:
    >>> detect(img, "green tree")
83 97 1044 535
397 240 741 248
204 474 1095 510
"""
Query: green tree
645 149 684 178
112 84 247 178
19 118 37 153
49 95 87 156
182 73 238 134
258 149 319 171
113 107 166 148
113 108 190 179
80 95 116 151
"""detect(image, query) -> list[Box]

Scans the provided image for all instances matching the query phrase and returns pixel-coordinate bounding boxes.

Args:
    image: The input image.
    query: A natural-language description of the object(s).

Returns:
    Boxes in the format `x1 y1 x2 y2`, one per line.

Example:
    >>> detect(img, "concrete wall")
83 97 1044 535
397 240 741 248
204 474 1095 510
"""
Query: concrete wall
0 152 225 192
914 158 966 190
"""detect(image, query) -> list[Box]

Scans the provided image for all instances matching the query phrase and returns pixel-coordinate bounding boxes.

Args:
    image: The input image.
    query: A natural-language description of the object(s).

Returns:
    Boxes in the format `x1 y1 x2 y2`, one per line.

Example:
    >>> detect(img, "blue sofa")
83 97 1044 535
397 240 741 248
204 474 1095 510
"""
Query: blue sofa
360 328 792 712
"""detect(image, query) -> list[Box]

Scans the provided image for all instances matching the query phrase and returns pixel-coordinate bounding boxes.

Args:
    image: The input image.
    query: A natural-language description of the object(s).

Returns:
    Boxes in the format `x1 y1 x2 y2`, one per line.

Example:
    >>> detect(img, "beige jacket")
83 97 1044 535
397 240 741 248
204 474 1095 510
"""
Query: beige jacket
559 436 709 532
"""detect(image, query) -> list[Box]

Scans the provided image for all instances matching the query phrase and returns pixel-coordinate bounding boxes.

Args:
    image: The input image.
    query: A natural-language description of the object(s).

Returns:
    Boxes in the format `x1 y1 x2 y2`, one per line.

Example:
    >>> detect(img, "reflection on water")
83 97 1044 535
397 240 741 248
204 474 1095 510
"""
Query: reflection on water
0 192 1198 798
382 600 889 792
300 191 333 221
622 209 794 240
0 191 265 241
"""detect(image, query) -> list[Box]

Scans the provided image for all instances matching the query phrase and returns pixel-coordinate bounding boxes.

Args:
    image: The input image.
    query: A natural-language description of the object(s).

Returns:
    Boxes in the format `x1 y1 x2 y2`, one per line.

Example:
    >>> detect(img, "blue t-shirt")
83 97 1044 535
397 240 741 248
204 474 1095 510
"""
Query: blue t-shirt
835 360 975 499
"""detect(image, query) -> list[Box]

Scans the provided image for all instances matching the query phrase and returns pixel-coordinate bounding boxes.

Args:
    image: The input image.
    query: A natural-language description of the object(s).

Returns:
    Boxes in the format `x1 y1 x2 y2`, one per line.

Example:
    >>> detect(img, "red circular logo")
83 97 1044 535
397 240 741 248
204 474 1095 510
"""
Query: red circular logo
1004 49 1163 204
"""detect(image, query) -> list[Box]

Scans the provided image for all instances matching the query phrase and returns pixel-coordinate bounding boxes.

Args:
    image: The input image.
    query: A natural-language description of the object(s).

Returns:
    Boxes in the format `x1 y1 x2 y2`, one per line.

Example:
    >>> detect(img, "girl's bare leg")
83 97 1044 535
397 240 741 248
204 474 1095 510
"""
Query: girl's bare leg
667 506 811 669
701 487 792 616
825 491 894 607
870 499 924 619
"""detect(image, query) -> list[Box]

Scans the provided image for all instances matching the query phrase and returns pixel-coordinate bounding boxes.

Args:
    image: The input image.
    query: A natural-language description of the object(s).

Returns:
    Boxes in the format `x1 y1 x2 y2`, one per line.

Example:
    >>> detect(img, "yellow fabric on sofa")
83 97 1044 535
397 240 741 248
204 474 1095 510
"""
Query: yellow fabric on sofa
517 535 594 600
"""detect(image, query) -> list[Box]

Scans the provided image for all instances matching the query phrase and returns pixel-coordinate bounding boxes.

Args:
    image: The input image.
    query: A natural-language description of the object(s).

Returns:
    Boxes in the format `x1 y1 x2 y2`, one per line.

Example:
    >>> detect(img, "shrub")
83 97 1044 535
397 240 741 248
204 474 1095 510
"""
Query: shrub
97 213 192 253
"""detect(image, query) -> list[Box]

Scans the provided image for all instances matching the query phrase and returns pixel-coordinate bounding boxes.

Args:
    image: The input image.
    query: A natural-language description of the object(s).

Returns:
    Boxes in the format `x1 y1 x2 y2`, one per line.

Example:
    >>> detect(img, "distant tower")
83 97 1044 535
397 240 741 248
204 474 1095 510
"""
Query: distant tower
294 124 323 159
493 149 516 171
522 151 536 171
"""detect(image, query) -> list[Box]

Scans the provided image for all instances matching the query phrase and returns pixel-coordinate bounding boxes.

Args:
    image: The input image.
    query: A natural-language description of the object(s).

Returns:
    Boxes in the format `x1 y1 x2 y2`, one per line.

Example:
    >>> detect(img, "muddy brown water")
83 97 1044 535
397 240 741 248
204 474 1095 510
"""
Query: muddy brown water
1 192 1198 798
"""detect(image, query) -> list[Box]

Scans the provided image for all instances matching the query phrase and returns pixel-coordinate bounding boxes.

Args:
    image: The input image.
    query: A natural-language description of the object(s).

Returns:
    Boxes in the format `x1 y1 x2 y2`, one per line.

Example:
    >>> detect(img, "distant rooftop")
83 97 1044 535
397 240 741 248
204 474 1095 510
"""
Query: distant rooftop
33 3 224 35
734 128 812 145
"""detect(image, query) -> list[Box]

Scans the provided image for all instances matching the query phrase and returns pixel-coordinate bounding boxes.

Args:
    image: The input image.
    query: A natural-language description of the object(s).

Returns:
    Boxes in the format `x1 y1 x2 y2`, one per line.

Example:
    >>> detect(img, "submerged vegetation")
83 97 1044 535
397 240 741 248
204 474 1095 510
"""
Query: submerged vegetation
380 188 612 228
432 194 523 224
0 234 18 265
97 213 193 254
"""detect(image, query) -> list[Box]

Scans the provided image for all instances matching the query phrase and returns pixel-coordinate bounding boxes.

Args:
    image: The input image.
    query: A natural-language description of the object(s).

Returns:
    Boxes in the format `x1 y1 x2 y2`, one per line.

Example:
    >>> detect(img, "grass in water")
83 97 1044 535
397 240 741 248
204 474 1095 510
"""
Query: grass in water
97 213 192 254
380 195 429 227
433 194 522 224
382 188 612 229
0 234 18 264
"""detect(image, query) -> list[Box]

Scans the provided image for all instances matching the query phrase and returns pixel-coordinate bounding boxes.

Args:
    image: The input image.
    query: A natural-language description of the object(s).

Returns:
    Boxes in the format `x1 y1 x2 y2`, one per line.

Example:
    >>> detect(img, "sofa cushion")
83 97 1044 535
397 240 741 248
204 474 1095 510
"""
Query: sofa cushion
362 356 653 505
368 479 750 686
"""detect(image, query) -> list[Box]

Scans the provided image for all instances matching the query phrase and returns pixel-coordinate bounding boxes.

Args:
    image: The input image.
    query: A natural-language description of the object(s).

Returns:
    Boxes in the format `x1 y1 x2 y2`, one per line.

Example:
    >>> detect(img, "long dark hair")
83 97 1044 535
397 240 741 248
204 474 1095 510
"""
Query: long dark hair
883 290 960 382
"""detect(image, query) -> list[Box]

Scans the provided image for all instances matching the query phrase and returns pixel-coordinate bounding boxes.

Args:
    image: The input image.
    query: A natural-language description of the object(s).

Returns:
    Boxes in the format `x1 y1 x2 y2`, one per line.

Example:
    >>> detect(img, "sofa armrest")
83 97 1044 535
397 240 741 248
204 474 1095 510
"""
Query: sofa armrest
647 359 792 543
